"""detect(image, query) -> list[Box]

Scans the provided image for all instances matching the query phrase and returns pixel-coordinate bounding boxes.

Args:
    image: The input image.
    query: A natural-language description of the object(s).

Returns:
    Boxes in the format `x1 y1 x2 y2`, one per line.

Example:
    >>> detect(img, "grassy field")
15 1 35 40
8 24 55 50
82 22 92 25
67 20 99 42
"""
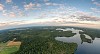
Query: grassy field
0 42 20 54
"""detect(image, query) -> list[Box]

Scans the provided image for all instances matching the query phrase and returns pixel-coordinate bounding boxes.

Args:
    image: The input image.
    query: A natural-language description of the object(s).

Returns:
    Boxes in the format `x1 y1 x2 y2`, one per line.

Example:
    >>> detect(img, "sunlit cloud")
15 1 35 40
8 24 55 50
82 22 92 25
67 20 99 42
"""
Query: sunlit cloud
9 12 16 18
0 20 31 26
0 4 4 11
91 8 100 13
24 2 41 10
2 10 7 16
93 2 100 6
45 2 62 6
6 0 12 3
92 0 100 6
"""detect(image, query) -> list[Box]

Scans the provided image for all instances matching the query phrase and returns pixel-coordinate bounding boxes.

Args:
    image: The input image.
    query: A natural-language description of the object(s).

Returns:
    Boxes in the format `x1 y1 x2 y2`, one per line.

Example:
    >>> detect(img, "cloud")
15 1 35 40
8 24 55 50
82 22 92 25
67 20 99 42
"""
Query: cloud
0 4 4 11
24 2 41 10
2 10 8 16
93 2 100 6
92 0 100 6
91 8 100 13
2 13 7 16
18 11 25 17
6 0 12 3
45 2 62 6
73 11 100 21
2 5 26 17
0 20 27 26
9 12 16 17
62 23 100 29
12 6 19 10
24 3 33 10
8 12 25 18
48 5 100 22
44 0 49 2
36 5 100 25
0 19 48 27
78 15 100 21
2 11 24 18
41 6 100 25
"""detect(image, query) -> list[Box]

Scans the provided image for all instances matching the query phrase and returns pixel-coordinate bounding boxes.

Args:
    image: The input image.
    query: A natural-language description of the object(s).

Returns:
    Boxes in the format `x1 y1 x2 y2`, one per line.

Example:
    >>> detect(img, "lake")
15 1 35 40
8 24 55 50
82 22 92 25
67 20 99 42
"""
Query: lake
55 28 100 54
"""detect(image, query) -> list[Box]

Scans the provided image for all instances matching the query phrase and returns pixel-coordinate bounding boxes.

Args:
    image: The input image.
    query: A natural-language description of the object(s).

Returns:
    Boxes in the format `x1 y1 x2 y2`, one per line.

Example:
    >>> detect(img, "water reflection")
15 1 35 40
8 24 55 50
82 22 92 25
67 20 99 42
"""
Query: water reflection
55 28 100 54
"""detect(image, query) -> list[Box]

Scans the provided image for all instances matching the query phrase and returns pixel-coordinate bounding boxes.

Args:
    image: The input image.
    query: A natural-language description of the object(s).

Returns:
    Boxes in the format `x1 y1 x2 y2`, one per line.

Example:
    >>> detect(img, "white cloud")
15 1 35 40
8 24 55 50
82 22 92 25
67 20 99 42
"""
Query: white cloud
24 3 41 10
36 5 100 24
0 4 4 11
69 11 100 22
93 2 100 6
45 2 62 6
2 10 8 16
0 21 25 26
91 8 100 13
24 3 33 10
2 10 26 18
6 0 12 3
2 13 7 16
92 0 100 7
9 12 16 17
12 6 19 10
62 23 100 29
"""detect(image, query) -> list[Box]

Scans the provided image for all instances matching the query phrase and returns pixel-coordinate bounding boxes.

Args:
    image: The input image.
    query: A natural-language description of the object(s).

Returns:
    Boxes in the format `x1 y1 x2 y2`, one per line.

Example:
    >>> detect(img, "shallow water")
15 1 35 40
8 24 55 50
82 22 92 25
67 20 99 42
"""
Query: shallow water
55 28 100 54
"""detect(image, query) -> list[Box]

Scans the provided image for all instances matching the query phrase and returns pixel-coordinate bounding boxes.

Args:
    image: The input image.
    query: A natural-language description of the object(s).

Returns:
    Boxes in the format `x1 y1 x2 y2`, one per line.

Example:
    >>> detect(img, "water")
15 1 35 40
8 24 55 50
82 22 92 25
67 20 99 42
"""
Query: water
55 28 100 54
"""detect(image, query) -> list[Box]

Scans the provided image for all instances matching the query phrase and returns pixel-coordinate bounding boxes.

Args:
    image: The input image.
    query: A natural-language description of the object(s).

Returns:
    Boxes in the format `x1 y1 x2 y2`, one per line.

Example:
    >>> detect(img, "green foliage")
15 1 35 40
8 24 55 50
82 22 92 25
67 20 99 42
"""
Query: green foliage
0 43 20 54
15 37 77 54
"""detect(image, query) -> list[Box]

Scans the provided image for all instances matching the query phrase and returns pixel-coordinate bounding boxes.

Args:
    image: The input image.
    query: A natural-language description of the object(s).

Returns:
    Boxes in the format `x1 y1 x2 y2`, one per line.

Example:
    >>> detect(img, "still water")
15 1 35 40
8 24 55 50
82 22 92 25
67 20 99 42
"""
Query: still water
55 28 100 54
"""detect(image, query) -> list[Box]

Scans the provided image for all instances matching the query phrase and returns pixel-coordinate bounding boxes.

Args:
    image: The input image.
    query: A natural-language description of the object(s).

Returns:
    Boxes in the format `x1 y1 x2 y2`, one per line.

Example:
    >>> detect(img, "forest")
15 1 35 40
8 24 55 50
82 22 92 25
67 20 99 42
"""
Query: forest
0 26 100 54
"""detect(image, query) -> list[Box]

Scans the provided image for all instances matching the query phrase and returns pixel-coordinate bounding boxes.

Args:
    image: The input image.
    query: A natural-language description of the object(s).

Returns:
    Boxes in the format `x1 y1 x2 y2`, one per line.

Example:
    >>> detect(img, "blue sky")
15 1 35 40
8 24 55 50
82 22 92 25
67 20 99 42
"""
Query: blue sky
0 0 100 29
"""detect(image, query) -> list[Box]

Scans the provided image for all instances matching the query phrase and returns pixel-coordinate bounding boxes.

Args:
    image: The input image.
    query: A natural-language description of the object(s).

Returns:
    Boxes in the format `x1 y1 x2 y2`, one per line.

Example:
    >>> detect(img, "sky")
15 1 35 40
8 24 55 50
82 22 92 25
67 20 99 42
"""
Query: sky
0 0 100 30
